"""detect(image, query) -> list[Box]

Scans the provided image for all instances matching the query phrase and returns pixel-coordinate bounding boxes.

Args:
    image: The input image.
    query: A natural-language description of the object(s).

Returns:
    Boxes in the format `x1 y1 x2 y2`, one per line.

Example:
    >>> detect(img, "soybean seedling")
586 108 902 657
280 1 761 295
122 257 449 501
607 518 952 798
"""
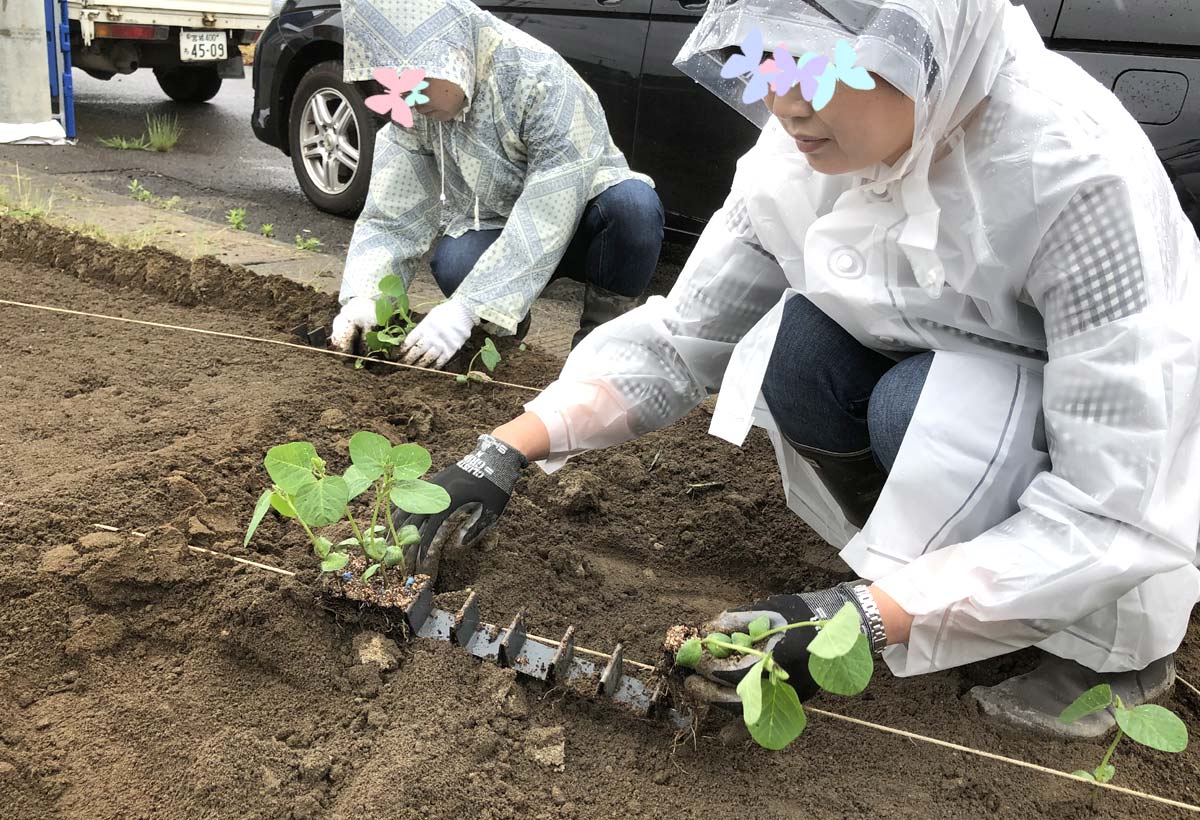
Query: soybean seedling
243 431 450 588
363 274 417 358
456 337 502 384
673 603 873 750
226 208 247 231
1060 684 1189 783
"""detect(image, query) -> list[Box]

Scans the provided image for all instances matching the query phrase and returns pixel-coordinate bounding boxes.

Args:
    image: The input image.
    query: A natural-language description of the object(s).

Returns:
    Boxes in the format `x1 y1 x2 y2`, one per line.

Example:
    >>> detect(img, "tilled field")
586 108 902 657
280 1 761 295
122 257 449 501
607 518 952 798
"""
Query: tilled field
1 218 1198 820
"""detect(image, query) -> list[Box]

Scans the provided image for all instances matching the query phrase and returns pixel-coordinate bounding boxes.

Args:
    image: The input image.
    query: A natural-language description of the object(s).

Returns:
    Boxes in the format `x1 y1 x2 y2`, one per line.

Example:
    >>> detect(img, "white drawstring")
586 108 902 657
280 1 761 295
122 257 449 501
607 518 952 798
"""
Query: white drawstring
474 195 480 231
438 121 446 204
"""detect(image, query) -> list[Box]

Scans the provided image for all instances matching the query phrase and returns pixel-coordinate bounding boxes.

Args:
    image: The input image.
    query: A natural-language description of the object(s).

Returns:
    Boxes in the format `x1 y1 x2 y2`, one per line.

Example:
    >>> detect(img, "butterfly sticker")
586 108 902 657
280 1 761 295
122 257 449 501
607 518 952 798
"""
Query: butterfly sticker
720 29 775 105
812 39 875 111
769 45 830 102
365 67 429 128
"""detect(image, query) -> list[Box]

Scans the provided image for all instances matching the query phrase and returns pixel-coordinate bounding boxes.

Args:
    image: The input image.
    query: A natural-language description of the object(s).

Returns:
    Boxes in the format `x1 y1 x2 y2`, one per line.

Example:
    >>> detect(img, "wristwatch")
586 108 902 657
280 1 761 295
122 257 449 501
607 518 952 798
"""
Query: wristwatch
840 582 889 656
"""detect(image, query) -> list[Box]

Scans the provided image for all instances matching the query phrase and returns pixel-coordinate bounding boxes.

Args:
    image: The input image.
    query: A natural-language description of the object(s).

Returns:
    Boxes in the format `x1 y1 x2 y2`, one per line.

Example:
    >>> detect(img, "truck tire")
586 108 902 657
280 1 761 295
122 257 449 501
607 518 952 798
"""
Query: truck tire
154 66 223 103
289 60 376 216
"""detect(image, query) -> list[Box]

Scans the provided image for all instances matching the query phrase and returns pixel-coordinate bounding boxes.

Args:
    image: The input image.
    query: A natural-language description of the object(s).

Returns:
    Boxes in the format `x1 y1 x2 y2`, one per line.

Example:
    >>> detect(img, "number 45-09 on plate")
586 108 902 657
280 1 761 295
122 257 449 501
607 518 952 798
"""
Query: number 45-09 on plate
179 31 227 62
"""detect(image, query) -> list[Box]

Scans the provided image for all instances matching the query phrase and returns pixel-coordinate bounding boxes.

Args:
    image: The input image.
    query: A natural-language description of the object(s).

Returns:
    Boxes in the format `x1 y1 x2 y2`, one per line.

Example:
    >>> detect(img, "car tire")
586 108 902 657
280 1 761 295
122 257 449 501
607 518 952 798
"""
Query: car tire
154 66 223 103
289 59 376 216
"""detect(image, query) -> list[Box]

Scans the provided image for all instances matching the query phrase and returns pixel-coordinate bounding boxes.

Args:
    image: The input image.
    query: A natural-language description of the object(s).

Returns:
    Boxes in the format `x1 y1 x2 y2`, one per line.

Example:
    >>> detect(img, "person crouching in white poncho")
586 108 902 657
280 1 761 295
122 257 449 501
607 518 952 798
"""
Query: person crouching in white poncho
388 0 1200 738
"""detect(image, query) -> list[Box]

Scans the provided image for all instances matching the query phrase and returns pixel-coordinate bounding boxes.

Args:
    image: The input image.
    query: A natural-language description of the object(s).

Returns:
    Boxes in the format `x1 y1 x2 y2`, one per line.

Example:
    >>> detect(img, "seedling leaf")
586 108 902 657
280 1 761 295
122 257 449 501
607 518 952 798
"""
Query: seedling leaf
314 537 332 559
244 489 273 547
363 563 380 581
675 637 702 668
807 602 863 659
375 298 393 328
398 525 421 547
383 545 404 567
270 491 297 518
1114 704 1189 753
264 442 319 494
1094 764 1116 783
379 275 409 312
320 552 349 572
746 679 807 750
479 338 502 372
1060 684 1113 725
737 659 767 724
808 632 873 695
748 615 771 643
704 634 734 659
348 431 391 479
343 464 375 501
1072 770 1095 781
388 444 432 479
732 632 753 648
391 479 451 514
293 476 350 527
364 538 386 561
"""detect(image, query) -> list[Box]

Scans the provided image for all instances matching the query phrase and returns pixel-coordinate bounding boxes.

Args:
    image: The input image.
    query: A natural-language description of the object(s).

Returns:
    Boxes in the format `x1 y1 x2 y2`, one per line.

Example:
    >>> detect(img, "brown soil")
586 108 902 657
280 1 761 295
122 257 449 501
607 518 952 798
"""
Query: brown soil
2 217 1199 820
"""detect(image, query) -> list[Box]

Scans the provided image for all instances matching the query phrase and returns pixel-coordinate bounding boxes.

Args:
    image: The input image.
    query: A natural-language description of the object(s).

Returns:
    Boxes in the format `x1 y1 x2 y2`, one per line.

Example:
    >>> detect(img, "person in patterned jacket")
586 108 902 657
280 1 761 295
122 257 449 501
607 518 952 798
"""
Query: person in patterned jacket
331 0 664 365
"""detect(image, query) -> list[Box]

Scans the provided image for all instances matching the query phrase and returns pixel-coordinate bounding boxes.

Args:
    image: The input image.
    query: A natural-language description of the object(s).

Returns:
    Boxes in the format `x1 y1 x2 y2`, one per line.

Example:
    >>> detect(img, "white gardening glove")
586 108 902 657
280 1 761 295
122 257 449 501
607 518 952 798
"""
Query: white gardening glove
330 295 379 353
401 299 477 369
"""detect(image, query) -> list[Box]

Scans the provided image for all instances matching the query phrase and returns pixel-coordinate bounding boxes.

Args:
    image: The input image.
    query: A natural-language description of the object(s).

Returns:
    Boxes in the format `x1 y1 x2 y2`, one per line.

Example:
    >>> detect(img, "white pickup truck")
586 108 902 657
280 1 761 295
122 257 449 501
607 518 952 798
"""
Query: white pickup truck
68 0 272 102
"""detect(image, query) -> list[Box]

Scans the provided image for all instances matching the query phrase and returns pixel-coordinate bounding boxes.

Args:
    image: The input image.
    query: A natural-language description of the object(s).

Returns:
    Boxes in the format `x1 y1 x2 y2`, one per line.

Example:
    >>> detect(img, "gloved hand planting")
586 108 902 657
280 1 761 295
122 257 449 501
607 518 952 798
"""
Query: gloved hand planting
392 434 528 579
673 583 880 749
331 295 380 354
401 299 478 369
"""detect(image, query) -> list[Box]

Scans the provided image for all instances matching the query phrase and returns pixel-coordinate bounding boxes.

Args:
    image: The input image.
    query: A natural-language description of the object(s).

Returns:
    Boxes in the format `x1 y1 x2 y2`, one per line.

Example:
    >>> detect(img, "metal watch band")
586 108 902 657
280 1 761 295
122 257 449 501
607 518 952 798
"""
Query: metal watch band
840 582 889 656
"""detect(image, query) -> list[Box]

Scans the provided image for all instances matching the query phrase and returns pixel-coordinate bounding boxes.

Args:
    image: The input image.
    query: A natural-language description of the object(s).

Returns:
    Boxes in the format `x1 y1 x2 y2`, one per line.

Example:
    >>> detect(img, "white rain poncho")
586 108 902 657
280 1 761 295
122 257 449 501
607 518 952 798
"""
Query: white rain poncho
525 0 1200 676
339 0 652 332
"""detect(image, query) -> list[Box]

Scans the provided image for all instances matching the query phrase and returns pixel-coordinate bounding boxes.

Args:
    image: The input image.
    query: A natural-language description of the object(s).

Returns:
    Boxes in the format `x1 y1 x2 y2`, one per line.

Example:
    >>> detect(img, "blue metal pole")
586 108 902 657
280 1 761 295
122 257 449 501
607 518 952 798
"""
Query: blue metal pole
57 0 75 138
44 0 60 100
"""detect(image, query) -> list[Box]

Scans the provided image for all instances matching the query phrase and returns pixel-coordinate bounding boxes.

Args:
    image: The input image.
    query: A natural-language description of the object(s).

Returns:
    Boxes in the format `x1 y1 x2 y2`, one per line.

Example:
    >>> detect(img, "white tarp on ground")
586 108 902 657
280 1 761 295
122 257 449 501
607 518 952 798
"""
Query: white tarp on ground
0 0 68 144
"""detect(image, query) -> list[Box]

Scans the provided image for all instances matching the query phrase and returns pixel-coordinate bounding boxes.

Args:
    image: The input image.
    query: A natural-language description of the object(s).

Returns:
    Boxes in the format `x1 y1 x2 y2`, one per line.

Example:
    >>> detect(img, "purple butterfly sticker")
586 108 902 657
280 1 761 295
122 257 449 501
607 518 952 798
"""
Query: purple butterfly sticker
769 46 830 102
720 29 776 105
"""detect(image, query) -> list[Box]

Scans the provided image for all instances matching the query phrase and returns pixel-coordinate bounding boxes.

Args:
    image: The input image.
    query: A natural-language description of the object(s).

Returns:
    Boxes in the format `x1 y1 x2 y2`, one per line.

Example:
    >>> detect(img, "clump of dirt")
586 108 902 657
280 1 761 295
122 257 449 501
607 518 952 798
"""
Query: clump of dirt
1 224 1199 820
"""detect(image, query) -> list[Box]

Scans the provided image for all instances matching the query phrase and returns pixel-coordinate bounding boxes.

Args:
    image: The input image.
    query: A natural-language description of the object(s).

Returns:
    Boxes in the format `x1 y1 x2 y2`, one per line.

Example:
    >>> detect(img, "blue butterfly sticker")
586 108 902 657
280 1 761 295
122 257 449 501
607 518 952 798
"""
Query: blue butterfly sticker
812 39 875 110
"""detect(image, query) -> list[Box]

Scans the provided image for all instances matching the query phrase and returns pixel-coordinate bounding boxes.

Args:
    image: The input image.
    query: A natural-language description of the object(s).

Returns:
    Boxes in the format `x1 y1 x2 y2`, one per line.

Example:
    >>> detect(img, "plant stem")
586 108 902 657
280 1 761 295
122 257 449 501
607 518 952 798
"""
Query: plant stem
704 638 769 660
368 478 384 542
383 493 404 565
755 620 828 642
293 513 323 552
1097 727 1124 776
345 507 366 547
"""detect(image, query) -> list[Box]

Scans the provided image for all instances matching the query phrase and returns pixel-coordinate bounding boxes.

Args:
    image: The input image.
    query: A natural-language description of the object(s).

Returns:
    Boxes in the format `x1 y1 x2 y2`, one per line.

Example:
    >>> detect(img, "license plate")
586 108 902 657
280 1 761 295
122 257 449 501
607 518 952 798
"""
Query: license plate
179 30 227 62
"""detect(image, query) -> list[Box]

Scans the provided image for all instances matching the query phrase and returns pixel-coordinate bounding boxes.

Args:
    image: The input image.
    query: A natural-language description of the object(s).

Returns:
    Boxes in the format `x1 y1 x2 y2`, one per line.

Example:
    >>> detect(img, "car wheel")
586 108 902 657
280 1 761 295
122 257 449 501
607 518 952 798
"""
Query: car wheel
153 66 223 103
289 60 375 216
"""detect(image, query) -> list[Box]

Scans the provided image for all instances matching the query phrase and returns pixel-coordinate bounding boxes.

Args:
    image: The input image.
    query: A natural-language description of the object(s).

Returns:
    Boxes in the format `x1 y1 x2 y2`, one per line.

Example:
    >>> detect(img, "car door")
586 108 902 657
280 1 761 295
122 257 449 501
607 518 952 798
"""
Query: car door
638 0 760 233
477 0 651 159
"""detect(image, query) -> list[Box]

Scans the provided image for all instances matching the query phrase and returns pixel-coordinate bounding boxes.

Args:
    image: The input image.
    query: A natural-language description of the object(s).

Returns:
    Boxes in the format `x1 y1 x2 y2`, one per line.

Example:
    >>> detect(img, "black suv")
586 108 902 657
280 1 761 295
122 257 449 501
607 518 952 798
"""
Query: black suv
251 0 1200 237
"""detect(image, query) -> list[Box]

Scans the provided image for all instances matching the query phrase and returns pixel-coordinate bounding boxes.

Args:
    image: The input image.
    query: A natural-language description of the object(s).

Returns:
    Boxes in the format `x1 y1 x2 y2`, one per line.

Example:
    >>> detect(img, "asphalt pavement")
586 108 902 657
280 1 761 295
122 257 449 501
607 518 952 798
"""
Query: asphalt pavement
0 69 357 255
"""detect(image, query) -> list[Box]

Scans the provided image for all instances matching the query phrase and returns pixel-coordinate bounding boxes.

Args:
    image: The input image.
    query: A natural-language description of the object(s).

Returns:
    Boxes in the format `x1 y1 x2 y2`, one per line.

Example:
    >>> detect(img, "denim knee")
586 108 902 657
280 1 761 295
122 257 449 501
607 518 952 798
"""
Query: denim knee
588 181 664 296
430 230 501 297
761 296 893 454
867 352 933 471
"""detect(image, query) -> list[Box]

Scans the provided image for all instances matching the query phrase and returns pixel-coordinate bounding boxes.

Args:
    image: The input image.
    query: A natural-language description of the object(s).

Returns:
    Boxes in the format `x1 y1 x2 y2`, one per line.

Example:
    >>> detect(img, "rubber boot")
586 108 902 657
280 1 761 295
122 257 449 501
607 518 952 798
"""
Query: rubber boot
572 284 640 348
783 438 888 529
969 653 1176 739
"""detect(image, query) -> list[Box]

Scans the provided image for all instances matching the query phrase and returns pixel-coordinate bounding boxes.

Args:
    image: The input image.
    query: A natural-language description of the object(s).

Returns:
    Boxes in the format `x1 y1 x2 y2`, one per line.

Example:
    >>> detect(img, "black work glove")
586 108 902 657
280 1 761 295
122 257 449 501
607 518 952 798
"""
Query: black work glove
392 434 528 580
685 585 874 706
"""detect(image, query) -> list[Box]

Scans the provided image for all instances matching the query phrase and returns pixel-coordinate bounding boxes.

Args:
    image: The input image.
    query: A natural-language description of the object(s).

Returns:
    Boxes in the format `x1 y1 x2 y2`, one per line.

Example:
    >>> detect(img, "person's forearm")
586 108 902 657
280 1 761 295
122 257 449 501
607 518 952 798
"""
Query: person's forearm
492 412 550 462
868 584 912 646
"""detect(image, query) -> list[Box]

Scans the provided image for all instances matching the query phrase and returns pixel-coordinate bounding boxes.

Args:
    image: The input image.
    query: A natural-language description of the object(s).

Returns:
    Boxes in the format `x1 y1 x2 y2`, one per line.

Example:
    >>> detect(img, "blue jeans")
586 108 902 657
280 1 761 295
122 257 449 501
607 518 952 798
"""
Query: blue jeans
429 179 664 299
761 295 933 472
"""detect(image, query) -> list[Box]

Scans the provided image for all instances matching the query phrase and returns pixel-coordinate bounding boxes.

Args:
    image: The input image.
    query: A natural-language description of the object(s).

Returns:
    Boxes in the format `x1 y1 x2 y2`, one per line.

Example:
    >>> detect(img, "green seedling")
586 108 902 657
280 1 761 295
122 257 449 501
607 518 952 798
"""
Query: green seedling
226 208 247 231
363 274 417 358
295 234 323 252
243 431 450 588
674 603 873 750
260 223 274 238
456 338 502 385
146 113 182 152
1060 684 1188 783
128 179 153 202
